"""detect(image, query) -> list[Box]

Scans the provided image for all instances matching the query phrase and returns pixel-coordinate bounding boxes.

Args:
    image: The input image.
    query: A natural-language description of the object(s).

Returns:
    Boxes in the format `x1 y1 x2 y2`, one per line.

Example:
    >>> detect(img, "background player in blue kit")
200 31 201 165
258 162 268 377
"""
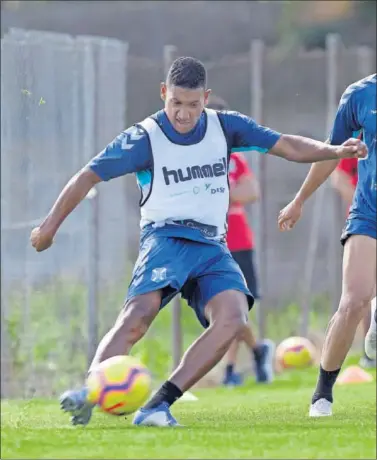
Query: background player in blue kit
30 57 367 427
278 74 376 417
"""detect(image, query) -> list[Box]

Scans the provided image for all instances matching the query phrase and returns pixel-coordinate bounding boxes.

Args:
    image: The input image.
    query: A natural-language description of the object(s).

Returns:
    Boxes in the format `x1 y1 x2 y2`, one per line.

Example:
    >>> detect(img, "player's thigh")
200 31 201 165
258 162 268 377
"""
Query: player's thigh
204 289 249 326
114 291 162 335
127 235 189 308
342 234 376 303
182 246 254 328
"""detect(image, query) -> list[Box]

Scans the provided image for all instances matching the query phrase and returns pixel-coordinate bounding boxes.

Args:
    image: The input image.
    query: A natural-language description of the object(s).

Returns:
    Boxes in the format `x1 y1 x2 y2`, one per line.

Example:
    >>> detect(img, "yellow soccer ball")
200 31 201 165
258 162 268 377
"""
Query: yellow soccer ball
86 355 152 416
276 336 316 369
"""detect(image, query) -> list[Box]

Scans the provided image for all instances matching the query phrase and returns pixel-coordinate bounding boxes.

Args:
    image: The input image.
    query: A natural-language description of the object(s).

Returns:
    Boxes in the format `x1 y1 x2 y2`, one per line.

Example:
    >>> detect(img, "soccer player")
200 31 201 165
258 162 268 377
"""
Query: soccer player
207 98 274 385
30 57 367 427
331 157 358 210
331 155 376 368
278 74 376 417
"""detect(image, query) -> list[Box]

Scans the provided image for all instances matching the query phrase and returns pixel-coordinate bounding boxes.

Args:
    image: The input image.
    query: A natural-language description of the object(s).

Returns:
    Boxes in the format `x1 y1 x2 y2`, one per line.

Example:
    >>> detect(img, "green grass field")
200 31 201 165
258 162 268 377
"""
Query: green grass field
1 355 376 459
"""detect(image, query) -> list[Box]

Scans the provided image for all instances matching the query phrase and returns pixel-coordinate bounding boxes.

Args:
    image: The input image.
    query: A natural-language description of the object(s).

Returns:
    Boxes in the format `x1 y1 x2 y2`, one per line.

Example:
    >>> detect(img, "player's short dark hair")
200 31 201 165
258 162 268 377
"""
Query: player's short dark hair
166 57 207 89
206 94 229 111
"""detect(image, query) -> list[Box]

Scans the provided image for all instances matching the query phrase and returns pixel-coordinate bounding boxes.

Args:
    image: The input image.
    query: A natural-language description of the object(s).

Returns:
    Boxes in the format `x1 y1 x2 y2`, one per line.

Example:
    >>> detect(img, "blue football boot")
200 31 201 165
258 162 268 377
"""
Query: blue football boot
132 402 181 427
59 387 94 426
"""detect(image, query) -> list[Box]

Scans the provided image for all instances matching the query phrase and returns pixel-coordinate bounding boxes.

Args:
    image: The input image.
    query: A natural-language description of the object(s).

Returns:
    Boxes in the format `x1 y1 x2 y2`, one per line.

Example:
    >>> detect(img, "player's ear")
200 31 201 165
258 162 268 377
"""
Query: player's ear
204 89 211 105
160 82 167 102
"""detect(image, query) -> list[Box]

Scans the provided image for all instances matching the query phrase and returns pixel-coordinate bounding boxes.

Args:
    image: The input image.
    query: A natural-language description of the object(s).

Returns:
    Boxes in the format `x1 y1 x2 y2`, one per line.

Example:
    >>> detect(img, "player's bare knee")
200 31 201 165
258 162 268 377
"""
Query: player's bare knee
207 291 248 339
114 292 161 342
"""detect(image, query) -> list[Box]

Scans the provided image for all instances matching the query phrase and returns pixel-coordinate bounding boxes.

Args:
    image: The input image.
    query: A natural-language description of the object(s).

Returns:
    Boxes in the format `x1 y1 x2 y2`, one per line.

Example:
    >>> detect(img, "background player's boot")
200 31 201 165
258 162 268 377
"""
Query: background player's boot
359 355 376 369
60 387 94 426
254 339 275 383
222 371 244 387
365 299 377 361
132 402 181 427
309 398 332 417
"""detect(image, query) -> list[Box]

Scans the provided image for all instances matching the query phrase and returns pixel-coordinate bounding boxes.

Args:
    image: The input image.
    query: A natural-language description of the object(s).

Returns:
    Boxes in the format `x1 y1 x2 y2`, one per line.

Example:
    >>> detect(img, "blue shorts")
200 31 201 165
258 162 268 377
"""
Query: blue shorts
340 215 377 246
126 235 254 328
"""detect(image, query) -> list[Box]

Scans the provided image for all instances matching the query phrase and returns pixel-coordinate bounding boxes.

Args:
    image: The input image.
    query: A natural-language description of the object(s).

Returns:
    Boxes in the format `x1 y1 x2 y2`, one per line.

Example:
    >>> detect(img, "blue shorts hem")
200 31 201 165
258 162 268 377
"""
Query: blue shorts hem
341 215 377 246
183 284 254 329
127 234 254 329
126 280 180 309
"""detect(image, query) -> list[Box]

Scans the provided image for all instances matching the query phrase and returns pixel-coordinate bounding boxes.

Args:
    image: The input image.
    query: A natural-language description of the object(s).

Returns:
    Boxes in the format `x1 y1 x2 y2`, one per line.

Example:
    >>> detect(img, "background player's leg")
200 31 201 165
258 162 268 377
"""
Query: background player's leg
241 324 257 349
228 249 275 383
89 291 162 372
223 338 243 385
223 324 257 385
311 235 376 415
321 235 376 369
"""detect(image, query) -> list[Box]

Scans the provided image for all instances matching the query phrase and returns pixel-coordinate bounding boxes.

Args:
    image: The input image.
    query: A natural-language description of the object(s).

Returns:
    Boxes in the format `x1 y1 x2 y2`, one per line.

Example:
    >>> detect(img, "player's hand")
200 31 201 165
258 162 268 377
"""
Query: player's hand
337 137 368 159
278 198 303 231
30 226 54 252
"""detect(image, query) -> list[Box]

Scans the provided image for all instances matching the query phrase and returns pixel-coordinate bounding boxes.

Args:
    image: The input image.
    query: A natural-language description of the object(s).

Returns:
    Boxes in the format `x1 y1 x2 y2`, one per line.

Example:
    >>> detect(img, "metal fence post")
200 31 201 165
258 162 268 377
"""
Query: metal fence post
163 44 183 371
82 40 99 368
250 39 266 339
299 186 325 336
87 188 100 367
326 33 343 314
356 45 375 76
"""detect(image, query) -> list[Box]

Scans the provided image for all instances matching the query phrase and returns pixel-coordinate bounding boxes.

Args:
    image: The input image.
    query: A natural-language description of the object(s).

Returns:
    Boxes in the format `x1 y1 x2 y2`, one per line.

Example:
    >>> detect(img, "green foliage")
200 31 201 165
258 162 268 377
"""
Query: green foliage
277 0 376 51
3 277 334 396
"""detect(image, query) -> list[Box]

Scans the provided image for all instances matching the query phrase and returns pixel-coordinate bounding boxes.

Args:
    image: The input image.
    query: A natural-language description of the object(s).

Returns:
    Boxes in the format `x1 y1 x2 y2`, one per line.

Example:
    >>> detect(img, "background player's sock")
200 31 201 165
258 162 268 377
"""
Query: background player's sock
312 365 341 404
225 364 234 378
143 381 183 409
252 345 263 363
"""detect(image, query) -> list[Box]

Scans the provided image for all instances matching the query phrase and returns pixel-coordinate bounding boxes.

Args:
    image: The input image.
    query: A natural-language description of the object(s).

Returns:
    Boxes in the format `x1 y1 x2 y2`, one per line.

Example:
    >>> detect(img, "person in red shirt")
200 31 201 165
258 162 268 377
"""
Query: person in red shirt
331 157 358 210
331 156 376 368
207 98 275 385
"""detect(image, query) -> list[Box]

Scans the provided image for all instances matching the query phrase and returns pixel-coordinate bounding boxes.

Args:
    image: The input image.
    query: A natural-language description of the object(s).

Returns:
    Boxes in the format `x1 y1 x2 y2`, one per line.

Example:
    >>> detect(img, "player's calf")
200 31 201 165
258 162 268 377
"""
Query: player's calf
89 292 161 371
310 294 370 412
171 290 249 391
310 235 376 416
133 290 248 427
61 292 161 426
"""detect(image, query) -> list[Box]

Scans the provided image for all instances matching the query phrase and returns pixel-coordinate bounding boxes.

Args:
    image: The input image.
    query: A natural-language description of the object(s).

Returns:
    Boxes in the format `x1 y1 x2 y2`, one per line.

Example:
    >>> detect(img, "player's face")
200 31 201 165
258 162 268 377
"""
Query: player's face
161 83 211 134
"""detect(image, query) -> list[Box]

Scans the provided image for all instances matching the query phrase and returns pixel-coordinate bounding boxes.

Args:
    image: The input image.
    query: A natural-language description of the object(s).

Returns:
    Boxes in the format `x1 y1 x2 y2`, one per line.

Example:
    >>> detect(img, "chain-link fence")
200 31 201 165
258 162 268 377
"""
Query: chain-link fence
1 29 130 397
1 29 375 397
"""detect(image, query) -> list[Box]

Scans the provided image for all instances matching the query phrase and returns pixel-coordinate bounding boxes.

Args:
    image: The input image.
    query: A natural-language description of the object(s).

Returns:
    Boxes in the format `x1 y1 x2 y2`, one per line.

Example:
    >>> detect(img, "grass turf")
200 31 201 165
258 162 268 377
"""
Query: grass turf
1 356 376 459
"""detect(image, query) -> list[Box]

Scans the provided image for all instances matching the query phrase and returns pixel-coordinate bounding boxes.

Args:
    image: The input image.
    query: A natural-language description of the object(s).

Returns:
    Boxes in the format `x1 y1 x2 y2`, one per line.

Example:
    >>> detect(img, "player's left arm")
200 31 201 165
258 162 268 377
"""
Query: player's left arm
221 111 367 163
277 86 362 230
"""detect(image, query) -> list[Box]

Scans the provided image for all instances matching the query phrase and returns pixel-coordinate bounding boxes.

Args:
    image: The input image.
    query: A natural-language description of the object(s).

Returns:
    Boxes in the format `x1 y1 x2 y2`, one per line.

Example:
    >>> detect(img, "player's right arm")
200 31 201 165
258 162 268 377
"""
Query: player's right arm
30 126 151 252
30 167 102 251
277 156 339 230
219 111 366 165
278 84 363 231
